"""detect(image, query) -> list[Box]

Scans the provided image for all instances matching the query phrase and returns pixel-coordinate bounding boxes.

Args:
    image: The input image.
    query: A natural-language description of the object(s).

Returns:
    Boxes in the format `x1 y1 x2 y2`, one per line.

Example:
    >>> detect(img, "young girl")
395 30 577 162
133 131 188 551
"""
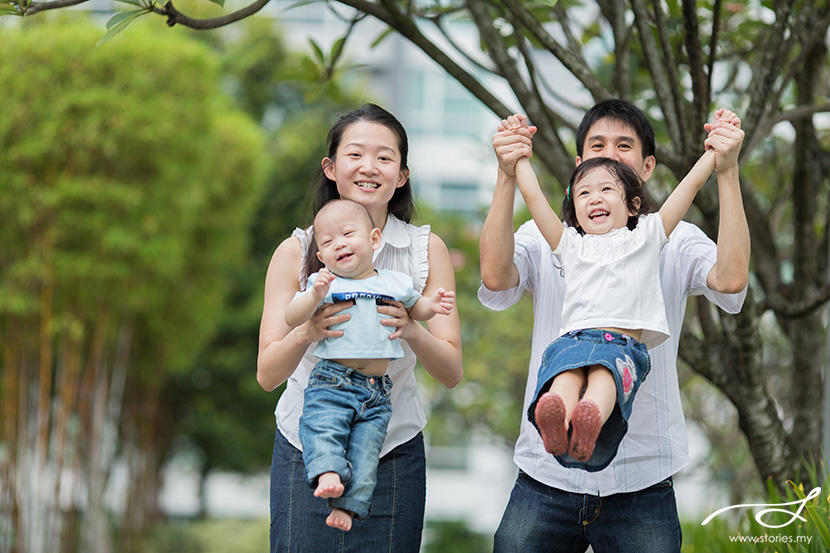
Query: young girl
505 111 733 471
285 199 454 531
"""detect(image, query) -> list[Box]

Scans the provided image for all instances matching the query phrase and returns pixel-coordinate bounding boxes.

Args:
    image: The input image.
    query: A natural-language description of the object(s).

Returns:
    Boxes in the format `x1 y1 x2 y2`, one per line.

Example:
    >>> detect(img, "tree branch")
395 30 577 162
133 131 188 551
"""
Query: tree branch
22 0 89 15
154 0 271 29
656 0 688 151
333 0 513 119
426 15 495 75
680 299 796 487
501 0 609 101
681 0 709 154
707 0 722 93
761 281 830 319
465 0 572 186
630 0 682 150
553 2 584 60
742 8 830 156
742 0 795 151
597 0 631 97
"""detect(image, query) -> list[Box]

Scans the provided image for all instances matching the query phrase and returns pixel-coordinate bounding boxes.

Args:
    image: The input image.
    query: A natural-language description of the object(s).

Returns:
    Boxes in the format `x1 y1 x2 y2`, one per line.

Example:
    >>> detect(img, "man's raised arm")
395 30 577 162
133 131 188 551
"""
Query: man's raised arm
480 116 536 291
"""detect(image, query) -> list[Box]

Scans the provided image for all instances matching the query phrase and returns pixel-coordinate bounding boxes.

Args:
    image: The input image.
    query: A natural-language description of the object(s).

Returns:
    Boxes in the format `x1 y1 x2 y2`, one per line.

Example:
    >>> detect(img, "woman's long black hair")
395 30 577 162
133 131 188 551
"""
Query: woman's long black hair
303 103 414 281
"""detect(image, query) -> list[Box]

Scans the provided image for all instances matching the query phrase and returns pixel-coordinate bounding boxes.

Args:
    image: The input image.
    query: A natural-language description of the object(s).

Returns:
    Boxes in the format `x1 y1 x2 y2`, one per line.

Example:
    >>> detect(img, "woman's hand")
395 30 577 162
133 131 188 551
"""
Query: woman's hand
302 300 353 343
377 300 417 341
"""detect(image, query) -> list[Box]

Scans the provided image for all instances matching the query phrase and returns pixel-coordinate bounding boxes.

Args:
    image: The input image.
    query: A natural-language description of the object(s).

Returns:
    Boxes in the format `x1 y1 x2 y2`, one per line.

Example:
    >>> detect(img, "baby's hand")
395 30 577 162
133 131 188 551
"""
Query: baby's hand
430 288 456 316
312 268 335 302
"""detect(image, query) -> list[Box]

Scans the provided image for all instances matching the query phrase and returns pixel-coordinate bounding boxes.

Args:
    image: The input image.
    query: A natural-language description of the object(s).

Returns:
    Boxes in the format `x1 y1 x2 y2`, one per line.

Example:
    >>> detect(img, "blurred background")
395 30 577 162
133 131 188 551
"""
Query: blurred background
1 1 829 552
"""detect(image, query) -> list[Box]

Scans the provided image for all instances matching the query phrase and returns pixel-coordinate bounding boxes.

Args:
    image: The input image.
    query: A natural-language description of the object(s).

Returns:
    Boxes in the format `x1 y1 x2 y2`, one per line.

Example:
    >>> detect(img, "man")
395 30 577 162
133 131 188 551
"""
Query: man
479 100 750 552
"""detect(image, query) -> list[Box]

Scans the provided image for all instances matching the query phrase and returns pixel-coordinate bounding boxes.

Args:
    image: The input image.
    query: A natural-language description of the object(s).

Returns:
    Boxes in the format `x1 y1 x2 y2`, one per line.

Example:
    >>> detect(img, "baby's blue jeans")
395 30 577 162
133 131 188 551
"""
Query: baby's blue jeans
299 360 393 520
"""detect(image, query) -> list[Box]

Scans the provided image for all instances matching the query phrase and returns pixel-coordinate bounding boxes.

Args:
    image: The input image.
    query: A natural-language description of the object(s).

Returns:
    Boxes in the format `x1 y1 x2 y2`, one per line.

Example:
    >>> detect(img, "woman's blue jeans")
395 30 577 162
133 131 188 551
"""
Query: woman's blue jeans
270 428 426 553
493 471 681 553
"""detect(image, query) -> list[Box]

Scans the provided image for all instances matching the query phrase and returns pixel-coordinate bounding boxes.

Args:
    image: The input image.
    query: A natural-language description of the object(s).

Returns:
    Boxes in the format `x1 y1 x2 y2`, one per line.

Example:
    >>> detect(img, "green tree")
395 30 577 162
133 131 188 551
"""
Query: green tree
0 20 268 553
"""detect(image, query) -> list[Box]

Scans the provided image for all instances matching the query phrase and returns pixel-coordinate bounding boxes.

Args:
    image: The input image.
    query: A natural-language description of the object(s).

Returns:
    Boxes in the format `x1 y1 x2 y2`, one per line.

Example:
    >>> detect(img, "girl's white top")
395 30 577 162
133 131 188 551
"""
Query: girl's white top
275 214 431 457
555 213 669 349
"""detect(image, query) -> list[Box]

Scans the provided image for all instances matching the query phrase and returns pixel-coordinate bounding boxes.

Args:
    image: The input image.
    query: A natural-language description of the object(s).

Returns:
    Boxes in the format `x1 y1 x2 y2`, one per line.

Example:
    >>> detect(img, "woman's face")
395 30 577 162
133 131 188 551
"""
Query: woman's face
322 121 409 221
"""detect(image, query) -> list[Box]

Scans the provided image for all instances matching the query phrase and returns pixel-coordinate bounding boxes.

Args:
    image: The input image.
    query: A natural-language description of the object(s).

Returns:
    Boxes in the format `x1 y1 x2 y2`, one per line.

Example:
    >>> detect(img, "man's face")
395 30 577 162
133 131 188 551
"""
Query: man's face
576 118 656 182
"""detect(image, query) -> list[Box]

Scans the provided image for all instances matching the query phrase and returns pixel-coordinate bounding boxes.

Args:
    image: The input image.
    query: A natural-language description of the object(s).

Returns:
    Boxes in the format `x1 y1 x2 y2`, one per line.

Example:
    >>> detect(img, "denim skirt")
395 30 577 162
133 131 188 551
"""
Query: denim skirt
527 329 651 472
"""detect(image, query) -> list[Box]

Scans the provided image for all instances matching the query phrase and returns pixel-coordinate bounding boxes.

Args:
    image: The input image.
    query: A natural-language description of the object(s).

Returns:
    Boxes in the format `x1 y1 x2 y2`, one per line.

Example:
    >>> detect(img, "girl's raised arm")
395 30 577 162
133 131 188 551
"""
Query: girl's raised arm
658 150 715 237
515 156 565 252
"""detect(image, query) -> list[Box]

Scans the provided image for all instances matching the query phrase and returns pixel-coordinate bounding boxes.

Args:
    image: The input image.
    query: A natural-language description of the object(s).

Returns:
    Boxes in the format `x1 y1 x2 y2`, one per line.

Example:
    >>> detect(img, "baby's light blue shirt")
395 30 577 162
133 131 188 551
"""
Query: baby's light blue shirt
304 269 421 360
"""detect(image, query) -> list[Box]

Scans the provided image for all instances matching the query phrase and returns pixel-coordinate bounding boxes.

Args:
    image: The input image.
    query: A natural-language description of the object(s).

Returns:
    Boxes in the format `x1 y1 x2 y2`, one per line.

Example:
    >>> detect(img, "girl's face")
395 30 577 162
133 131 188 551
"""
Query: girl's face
572 167 641 235
322 121 409 224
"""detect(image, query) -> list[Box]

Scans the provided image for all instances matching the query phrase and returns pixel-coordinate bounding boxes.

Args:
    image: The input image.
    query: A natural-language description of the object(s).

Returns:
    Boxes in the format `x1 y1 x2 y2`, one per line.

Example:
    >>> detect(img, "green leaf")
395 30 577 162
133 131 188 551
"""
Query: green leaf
104 8 144 29
0 2 19 15
535 0 559 6
371 27 394 48
206 0 224 7
112 0 144 6
329 36 345 60
284 0 322 10
97 9 146 46
307 38 325 65
791 484 830 548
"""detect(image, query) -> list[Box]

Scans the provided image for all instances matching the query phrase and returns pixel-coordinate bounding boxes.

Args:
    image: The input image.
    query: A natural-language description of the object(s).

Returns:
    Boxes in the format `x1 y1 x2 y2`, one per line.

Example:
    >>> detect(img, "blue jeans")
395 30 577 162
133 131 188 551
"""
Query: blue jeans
271 427 426 553
298 361 393 520
493 471 681 553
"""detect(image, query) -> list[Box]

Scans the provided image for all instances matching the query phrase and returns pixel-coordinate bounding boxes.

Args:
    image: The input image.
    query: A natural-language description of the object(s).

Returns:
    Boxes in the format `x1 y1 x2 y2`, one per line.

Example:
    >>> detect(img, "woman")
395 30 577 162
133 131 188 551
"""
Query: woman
257 103 463 552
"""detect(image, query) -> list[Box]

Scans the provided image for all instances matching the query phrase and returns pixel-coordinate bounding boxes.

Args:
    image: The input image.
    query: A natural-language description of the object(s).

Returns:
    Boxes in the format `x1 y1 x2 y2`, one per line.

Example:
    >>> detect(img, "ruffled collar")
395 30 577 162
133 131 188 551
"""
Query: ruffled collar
375 214 411 255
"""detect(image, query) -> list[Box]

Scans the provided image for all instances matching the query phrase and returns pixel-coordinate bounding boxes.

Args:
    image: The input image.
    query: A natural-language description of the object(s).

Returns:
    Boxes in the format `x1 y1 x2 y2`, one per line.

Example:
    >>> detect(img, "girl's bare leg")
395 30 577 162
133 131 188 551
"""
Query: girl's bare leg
326 508 353 531
581 365 617 423
535 368 585 455
314 472 344 498
569 365 616 462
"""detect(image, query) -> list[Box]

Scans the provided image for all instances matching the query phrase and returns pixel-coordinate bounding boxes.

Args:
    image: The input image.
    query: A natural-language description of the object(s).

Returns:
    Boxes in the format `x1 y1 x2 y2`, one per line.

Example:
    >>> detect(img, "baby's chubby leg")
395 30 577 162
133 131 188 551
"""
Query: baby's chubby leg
314 471 345 499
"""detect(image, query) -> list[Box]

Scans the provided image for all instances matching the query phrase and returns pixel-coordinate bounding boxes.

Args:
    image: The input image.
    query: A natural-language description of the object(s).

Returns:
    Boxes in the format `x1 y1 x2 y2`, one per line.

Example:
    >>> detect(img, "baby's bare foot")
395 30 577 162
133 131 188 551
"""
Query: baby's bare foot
314 472 344 498
326 508 353 531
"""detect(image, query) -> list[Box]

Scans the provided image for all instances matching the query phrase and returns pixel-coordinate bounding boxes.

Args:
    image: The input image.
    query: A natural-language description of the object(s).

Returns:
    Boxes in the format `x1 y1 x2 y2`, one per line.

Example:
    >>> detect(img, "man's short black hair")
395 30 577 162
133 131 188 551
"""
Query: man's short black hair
575 99 656 159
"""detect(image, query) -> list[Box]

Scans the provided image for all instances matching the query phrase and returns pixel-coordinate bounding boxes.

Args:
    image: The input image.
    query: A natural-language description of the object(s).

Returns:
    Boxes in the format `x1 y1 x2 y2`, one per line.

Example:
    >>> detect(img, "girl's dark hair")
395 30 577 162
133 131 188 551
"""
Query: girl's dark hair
304 103 413 281
561 157 656 233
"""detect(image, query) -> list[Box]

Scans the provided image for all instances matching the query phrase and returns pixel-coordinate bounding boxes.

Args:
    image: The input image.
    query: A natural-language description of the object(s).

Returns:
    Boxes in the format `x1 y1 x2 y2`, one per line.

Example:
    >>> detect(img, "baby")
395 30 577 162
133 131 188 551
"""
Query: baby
285 198 455 530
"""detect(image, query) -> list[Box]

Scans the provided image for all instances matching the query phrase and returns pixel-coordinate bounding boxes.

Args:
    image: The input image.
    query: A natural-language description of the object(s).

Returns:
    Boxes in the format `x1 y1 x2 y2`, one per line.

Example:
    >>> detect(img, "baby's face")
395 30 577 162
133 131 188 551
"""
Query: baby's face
314 204 379 279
